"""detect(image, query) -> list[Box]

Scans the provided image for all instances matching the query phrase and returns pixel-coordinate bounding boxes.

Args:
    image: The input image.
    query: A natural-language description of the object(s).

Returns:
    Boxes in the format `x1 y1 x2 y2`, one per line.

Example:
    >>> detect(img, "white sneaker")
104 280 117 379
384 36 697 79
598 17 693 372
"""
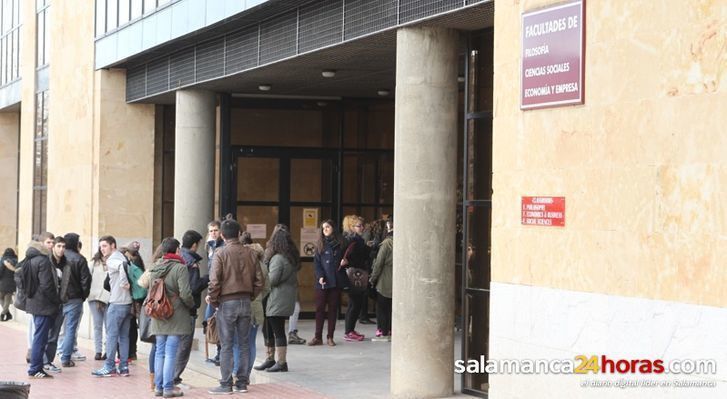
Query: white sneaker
44 363 62 373
71 350 86 361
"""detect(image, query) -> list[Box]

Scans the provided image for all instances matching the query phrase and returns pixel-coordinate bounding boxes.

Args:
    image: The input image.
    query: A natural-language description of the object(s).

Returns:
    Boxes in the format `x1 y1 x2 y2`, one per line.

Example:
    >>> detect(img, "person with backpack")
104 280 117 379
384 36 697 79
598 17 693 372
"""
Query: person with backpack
120 241 147 362
58 233 92 367
19 240 62 378
141 237 194 398
92 235 133 377
0 248 18 321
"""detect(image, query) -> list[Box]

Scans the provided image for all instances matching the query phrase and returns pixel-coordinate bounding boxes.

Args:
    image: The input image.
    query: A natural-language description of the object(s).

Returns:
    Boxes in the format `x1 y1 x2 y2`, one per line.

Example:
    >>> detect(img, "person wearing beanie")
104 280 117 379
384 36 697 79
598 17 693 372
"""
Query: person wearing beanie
58 233 92 367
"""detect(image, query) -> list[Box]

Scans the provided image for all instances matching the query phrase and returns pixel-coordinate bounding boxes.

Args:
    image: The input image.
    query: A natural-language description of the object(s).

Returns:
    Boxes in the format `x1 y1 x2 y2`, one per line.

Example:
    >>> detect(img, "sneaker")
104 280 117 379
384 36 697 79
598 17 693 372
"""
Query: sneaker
91 367 118 377
350 330 365 339
372 335 391 342
118 368 130 377
375 329 383 337
61 360 75 367
288 330 306 345
208 385 233 395
163 388 184 398
72 350 86 361
30 370 53 379
343 332 364 342
44 363 62 373
233 384 248 393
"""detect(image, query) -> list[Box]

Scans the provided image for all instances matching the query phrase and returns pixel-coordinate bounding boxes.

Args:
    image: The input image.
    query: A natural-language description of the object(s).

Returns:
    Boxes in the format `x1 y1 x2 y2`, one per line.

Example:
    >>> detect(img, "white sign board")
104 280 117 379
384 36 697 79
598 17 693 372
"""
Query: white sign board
300 227 318 257
246 224 267 239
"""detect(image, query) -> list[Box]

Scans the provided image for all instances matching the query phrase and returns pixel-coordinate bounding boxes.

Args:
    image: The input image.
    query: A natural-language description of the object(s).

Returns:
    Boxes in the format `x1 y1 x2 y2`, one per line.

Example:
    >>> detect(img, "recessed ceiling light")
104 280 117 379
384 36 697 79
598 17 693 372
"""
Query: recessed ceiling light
377 89 390 96
322 70 336 78
258 84 272 91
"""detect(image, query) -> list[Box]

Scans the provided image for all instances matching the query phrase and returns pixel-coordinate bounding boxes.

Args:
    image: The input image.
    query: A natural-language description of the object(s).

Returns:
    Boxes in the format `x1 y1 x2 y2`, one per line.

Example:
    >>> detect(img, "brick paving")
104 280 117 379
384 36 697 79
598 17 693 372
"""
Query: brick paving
0 322 329 399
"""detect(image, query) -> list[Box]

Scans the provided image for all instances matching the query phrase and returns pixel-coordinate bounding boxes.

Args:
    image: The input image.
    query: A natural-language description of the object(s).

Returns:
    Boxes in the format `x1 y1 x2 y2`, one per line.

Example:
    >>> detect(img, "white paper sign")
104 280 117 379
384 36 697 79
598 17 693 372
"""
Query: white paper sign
246 224 267 239
300 227 318 257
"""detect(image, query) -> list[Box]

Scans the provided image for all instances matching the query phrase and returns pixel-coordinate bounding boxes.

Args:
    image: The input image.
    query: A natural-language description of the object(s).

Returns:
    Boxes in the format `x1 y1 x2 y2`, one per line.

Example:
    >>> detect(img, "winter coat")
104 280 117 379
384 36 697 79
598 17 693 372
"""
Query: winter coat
143 255 195 336
264 254 297 317
208 240 264 308
0 255 17 293
180 247 208 316
23 242 61 316
87 259 110 303
245 243 267 326
313 237 346 290
343 234 371 272
370 235 393 298
60 249 92 302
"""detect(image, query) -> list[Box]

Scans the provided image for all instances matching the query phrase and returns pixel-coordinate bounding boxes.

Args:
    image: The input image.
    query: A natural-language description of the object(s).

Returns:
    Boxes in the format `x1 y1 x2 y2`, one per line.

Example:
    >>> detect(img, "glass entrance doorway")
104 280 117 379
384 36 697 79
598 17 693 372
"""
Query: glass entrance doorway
231 146 339 313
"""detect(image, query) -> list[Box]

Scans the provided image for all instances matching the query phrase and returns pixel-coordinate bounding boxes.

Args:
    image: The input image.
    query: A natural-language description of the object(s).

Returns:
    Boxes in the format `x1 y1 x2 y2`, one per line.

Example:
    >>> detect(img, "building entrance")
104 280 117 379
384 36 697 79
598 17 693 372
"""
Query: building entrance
231 146 339 313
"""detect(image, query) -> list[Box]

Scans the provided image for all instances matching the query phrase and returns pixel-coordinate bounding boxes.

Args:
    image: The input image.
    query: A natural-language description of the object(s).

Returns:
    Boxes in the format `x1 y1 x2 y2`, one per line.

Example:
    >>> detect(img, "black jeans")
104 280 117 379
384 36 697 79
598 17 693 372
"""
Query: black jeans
264 316 287 347
376 294 392 335
344 290 365 334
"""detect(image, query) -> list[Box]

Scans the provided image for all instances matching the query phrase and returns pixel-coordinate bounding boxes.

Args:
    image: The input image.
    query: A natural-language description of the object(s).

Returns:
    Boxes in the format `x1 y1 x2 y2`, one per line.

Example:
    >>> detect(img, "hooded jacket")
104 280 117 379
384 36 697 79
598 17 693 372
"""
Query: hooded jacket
60 233 91 302
244 243 267 326
144 254 195 336
180 247 208 316
23 242 61 316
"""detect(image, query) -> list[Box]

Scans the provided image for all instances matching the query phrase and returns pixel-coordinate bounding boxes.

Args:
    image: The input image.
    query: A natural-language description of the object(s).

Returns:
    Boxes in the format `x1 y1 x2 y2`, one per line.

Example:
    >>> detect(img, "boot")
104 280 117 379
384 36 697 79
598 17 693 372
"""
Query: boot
288 330 306 345
253 346 275 370
266 347 288 372
149 372 155 391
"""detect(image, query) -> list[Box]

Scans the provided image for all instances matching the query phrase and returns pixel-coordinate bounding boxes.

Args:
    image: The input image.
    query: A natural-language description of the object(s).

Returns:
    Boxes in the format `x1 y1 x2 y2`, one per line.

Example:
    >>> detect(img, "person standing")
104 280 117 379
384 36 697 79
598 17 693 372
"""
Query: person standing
87 249 110 360
370 216 393 341
92 235 133 377
142 237 194 398
207 219 264 394
204 220 224 365
173 229 208 387
24 240 62 378
0 248 18 321
308 220 345 347
58 233 92 367
341 215 370 342
43 237 67 373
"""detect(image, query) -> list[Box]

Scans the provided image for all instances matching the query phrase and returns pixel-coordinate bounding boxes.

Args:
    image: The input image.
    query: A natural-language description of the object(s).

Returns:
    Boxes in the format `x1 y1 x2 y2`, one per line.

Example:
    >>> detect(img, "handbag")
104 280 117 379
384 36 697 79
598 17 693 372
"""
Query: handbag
206 312 219 345
341 242 369 293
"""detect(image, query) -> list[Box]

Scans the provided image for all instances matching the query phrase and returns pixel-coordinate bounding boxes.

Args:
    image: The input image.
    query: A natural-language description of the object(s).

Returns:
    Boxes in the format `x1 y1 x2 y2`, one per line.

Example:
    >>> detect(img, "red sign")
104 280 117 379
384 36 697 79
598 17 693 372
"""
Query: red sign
521 0 585 109
521 197 565 227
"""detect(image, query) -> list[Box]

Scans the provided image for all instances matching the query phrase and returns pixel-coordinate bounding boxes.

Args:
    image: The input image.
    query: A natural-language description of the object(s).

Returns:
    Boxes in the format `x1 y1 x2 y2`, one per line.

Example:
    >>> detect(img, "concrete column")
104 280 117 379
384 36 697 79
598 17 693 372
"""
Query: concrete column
174 89 216 240
391 26 459 398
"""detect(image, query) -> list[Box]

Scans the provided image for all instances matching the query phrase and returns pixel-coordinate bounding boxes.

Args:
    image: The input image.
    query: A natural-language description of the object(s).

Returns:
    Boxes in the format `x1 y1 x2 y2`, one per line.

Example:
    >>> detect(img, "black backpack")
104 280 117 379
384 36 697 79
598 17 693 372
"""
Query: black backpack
13 258 33 311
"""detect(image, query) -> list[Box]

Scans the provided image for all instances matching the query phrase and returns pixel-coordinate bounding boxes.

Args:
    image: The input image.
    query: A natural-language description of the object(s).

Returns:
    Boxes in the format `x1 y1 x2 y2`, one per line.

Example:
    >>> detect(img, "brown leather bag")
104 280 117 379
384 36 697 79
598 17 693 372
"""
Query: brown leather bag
206 312 219 344
144 273 175 320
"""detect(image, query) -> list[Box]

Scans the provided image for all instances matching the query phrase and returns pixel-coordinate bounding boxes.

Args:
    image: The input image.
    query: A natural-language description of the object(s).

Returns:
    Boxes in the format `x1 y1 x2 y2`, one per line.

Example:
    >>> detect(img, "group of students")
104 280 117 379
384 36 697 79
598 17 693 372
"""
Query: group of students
1 212 394 396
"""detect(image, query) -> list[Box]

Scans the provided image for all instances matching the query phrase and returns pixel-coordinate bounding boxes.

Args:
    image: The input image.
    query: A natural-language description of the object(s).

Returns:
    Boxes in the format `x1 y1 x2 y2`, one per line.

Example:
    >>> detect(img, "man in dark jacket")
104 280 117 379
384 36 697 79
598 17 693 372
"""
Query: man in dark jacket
58 233 92 367
24 241 62 378
173 229 208 387
42 237 67 373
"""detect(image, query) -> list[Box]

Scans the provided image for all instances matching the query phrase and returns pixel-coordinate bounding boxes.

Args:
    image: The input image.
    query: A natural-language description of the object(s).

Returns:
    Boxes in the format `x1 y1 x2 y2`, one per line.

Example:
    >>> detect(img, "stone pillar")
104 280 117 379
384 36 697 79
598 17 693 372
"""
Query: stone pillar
174 89 216 240
391 26 459 398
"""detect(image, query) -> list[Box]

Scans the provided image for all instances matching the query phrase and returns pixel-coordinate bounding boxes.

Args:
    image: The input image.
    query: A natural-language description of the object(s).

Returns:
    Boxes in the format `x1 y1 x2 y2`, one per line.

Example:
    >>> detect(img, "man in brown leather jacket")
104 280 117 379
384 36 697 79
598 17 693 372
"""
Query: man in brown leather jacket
206 219 264 395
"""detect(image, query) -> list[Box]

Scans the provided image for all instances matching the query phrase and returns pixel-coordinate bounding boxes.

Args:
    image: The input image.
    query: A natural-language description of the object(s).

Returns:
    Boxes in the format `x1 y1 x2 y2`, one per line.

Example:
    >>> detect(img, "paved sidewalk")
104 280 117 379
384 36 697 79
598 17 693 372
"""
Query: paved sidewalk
0 321 328 399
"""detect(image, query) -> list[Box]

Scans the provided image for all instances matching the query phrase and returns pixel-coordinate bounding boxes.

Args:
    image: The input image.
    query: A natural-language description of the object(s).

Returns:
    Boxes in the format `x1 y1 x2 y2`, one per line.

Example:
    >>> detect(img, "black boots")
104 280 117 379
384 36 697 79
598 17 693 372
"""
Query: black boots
253 346 276 370
0 313 10 321
266 362 288 372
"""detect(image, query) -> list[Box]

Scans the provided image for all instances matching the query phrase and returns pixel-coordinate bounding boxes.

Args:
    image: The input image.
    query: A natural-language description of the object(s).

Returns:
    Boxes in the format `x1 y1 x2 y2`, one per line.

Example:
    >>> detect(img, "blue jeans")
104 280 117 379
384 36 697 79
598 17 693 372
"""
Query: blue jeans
29 315 55 374
88 300 107 354
103 303 132 370
154 335 181 392
149 343 156 372
60 299 84 362
232 323 258 375
217 298 251 387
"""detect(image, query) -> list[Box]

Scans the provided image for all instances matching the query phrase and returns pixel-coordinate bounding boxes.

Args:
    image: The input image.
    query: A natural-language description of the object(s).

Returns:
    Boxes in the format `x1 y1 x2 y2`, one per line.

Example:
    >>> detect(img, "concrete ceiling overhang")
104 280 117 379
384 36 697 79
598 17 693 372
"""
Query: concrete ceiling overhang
127 1 494 104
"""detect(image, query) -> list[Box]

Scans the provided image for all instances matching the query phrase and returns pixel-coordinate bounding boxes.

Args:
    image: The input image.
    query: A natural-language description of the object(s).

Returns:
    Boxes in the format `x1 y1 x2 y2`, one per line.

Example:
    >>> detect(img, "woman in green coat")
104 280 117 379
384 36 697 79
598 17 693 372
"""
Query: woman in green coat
259 224 299 372
139 237 194 397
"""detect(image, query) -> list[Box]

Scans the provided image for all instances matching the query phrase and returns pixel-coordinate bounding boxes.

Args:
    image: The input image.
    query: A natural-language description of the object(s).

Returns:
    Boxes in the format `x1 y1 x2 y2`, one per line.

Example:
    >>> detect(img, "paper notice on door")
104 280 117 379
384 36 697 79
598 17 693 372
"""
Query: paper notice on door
303 208 319 229
246 224 267 239
300 227 318 257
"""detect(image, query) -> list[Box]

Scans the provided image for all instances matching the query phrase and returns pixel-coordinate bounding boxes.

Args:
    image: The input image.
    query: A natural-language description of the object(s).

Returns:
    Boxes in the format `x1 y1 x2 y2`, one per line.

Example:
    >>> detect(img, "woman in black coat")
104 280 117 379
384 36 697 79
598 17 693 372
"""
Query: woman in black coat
0 248 17 321
341 215 370 342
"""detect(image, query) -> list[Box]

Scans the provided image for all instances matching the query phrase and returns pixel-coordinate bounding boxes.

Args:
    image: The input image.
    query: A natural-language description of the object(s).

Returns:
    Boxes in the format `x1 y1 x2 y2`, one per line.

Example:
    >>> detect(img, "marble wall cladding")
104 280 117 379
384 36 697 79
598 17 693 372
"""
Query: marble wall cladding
492 0 727 307
0 113 19 249
488 282 727 399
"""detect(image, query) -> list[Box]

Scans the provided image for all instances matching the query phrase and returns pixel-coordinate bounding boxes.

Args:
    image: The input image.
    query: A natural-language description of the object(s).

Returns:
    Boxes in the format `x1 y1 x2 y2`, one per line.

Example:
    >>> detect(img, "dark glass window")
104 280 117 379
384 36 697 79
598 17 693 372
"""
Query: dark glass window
32 91 49 236
36 0 50 67
0 0 21 86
